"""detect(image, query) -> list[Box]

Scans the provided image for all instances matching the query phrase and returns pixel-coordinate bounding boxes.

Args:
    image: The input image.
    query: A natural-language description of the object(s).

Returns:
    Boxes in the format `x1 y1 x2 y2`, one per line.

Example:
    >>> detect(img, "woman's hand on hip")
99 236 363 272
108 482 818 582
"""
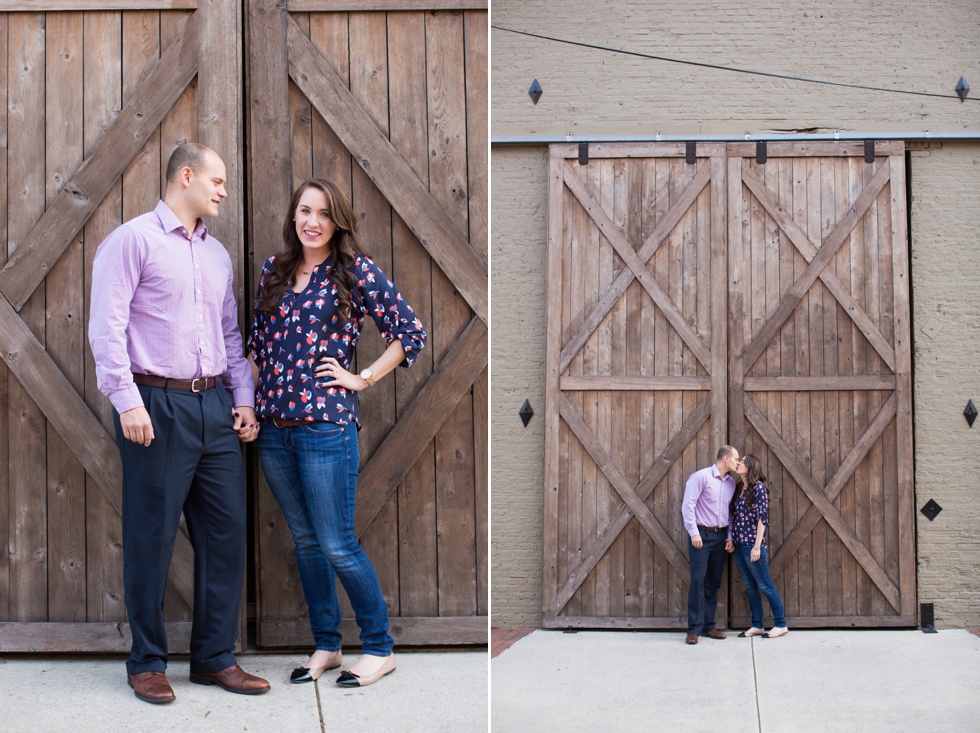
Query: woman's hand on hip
315 356 367 391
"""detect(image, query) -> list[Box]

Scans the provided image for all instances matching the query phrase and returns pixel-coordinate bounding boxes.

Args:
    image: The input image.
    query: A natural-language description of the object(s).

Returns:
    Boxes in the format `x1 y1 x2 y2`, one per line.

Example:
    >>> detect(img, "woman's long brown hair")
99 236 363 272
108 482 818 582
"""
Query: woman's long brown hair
731 454 767 514
258 179 370 322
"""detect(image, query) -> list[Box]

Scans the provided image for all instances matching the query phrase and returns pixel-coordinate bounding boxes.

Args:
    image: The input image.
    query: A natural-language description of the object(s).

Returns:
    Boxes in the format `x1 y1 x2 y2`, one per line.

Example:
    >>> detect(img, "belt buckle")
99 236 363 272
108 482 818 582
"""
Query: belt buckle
190 377 207 393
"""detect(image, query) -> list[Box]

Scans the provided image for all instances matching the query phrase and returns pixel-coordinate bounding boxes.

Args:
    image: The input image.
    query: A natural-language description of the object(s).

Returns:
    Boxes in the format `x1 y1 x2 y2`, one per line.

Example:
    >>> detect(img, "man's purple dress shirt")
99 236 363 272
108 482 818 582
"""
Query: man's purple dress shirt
89 200 253 414
682 464 736 541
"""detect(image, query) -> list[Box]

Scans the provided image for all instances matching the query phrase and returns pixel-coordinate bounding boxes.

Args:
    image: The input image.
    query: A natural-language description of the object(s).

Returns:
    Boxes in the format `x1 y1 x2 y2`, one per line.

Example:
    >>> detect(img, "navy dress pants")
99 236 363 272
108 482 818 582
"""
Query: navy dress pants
115 383 245 675
687 528 728 635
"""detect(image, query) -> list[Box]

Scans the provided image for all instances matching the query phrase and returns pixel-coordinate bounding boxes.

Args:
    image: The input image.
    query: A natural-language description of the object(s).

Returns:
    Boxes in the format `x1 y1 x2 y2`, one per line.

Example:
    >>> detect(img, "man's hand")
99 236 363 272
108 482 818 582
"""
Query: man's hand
120 406 155 447
691 534 703 549
233 406 260 443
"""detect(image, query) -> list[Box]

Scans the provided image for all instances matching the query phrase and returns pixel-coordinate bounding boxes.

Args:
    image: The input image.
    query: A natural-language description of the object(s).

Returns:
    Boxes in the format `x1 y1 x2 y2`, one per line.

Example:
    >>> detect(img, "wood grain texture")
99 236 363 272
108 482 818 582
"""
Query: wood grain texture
256 616 488 646
0 1 195 8
0 12 200 312
287 17 488 325
290 0 487 8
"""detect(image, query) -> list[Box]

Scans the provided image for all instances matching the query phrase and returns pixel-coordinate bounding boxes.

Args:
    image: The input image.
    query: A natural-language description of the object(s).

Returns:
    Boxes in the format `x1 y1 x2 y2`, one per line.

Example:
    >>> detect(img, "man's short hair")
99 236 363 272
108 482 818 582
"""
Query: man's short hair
716 445 737 461
165 143 213 187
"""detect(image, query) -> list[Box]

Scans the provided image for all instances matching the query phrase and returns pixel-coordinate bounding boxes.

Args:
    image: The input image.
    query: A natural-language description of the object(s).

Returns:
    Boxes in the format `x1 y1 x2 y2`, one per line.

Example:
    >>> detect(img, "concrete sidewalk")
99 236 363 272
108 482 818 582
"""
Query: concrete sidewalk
0 650 487 733
491 628 980 732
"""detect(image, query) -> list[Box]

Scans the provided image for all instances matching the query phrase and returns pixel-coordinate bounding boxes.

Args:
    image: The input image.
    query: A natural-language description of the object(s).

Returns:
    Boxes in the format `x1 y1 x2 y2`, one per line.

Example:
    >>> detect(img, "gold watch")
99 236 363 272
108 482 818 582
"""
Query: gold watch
359 368 375 387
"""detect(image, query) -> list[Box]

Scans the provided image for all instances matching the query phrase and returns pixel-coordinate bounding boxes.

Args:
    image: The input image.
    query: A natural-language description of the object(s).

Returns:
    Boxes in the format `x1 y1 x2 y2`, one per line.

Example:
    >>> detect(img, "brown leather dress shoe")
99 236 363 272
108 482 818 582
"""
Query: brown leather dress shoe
701 629 727 639
128 671 176 704
189 664 271 695
685 633 699 645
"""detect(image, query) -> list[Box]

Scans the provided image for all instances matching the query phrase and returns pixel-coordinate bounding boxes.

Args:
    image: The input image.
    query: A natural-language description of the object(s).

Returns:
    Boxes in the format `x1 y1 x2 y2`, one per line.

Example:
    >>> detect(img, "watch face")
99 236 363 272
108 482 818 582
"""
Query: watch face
360 369 372 379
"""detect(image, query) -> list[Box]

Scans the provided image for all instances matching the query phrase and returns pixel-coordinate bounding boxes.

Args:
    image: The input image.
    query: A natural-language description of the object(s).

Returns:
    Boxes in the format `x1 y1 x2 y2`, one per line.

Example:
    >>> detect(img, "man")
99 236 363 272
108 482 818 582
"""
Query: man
682 445 740 644
89 143 269 703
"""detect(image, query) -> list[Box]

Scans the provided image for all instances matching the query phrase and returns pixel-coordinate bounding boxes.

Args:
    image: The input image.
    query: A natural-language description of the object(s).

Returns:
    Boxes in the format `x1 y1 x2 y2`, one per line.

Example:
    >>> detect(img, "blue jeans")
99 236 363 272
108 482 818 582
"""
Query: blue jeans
733 545 786 628
257 420 393 656
687 528 728 634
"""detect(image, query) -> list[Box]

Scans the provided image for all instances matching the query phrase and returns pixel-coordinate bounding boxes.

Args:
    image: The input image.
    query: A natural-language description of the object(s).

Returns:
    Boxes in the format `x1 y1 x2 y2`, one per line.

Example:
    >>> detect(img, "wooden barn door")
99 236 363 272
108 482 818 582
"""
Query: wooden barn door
727 141 915 627
543 141 915 629
247 0 487 646
542 142 729 628
0 2 244 651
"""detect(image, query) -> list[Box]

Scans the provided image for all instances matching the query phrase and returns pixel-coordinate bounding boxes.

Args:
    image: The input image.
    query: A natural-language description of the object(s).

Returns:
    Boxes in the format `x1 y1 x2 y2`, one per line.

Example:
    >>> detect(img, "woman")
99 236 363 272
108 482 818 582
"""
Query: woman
730 455 788 639
249 178 426 687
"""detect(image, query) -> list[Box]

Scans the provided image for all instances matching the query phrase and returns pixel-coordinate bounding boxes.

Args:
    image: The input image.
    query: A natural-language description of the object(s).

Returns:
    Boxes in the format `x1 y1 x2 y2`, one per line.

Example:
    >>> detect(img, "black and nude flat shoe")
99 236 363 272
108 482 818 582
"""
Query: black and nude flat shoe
336 655 396 688
738 627 765 638
763 626 789 639
290 651 343 683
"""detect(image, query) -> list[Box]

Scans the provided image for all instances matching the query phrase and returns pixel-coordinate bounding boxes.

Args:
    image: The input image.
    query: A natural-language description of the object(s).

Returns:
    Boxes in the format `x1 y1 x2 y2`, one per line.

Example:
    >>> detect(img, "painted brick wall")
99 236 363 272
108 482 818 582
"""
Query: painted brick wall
491 0 980 629
908 142 980 628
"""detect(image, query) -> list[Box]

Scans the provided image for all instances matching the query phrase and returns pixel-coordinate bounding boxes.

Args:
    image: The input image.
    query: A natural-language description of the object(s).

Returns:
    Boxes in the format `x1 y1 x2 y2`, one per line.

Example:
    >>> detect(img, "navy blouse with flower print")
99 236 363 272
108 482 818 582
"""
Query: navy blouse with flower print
731 481 770 548
248 253 426 427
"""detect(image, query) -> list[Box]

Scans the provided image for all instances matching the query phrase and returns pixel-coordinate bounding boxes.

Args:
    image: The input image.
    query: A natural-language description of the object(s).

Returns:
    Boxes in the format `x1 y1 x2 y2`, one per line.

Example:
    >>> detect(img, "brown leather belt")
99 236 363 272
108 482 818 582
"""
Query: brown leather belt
697 525 727 533
133 373 216 392
265 417 309 428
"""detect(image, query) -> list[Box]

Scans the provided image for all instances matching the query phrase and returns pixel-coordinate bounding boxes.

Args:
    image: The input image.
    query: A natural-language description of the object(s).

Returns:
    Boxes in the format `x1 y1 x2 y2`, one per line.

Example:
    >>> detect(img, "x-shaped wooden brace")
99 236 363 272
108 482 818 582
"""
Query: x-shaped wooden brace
745 395 901 611
555 393 710 611
558 161 712 373
740 160 892 371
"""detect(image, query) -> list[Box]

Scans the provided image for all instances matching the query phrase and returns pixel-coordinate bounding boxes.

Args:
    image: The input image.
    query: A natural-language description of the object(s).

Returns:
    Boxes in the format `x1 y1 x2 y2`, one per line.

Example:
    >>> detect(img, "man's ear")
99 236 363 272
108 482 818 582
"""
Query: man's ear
180 165 194 188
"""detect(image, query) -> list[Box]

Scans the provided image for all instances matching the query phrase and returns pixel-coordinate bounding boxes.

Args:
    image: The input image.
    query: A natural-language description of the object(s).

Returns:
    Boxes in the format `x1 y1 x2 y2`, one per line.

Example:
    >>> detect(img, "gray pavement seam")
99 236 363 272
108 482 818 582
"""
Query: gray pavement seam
751 639 762 733
315 679 326 733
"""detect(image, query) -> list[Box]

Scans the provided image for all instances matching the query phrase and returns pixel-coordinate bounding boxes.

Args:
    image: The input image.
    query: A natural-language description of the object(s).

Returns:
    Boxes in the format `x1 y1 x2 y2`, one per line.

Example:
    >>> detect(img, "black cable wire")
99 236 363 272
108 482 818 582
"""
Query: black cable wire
492 25 976 103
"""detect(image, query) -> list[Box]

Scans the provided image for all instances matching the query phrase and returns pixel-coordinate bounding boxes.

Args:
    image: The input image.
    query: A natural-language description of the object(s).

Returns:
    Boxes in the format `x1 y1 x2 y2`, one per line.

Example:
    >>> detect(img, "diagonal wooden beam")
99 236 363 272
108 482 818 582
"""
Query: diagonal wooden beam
0 12 199 312
557 394 690 591
770 392 897 580
286 18 488 326
354 316 487 536
742 160 891 371
559 161 711 372
741 165 896 372
0 294 196 604
562 163 711 371
744 396 900 610
556 397 709 609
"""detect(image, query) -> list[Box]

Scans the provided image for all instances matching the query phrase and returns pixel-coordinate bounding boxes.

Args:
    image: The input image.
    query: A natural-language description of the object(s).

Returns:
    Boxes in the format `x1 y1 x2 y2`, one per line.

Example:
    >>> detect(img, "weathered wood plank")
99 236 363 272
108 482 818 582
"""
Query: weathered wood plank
0 12 199 312
290 0 487 9
0 11 9 620
310 12 352 187
7 11 48 622
83 9 126 624
741 160 891 371
287 17 488 325
727 141 903 158
347 9 400 620
562 163 711 371
0 622 194 653
559 162 711 372
254 616 488 647
0 1 195 8
0 300 202 612
541 147 564 619
45 11 87 622
353 317 486 535
889 153 915 617
743 376 896 391
465 10 488 617
560 376 712 391
386 10 438 618
556 398 709 609
744 398 900 610
741 164 896 371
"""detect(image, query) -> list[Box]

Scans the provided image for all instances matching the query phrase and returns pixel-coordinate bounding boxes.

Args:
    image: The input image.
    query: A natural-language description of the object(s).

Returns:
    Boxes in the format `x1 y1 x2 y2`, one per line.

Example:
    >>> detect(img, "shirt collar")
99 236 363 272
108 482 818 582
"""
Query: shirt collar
154 199 209 241
711 464 732 481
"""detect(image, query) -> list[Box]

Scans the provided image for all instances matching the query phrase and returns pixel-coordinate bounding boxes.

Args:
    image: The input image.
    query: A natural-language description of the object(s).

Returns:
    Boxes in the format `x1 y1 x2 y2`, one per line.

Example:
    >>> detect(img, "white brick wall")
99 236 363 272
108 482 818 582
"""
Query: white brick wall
490 0 980 629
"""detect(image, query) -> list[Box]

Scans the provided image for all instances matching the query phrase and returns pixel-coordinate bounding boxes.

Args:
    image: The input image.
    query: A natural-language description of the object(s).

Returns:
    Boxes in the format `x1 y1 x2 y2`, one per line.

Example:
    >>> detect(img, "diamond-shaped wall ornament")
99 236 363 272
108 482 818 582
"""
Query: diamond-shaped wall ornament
528 79 543 105
920 499 942 522
964 399 977 427
519 399 534 427
955 76 970 102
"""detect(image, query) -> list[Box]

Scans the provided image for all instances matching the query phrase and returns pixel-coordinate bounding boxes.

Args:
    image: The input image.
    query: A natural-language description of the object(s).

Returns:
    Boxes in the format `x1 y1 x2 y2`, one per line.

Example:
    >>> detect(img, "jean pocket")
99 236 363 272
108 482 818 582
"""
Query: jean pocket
301 421 345 437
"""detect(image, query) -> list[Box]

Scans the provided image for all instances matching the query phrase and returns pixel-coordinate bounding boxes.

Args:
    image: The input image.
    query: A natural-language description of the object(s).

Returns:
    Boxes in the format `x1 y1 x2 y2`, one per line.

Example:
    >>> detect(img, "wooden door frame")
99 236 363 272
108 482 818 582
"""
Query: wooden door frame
542 142 728 628
727 141 915 626
0 0 244 651
246 0 488 646
543 141 916 629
